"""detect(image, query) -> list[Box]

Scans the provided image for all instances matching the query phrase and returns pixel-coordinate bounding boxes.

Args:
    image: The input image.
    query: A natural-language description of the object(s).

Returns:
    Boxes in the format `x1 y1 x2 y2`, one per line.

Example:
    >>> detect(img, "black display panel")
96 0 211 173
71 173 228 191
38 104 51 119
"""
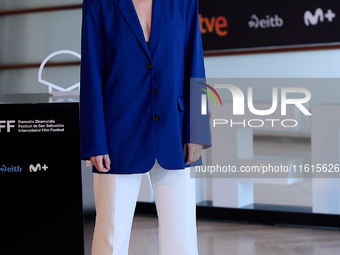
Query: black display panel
0 101 84 255
199 0 340 52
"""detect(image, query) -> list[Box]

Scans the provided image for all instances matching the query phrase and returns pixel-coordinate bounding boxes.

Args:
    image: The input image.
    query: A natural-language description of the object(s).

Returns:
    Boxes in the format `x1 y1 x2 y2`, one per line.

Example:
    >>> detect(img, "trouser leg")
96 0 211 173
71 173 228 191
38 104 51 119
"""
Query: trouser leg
91 173 142 255
149 162 198 255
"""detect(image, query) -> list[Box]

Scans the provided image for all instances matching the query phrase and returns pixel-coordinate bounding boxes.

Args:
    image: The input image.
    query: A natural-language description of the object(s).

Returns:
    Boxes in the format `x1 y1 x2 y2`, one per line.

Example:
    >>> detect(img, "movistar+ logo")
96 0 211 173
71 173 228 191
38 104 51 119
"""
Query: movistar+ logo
304 8 336 26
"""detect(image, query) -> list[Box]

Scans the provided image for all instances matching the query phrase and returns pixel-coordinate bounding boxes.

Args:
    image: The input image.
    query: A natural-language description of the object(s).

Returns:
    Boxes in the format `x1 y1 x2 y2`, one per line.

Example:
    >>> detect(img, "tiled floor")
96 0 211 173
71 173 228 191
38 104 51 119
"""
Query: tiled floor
83 214 340 255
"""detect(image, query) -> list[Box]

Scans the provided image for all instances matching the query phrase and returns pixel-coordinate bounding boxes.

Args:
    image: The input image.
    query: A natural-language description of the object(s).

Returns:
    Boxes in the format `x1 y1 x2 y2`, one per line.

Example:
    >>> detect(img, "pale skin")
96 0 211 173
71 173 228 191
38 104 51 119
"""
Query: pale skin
91 0 203 172
132 0 153 42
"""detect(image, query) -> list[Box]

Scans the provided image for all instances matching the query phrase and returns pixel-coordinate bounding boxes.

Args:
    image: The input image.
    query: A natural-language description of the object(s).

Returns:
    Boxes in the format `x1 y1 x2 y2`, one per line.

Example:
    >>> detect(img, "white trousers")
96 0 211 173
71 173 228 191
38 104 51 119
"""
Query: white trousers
91 160 198 255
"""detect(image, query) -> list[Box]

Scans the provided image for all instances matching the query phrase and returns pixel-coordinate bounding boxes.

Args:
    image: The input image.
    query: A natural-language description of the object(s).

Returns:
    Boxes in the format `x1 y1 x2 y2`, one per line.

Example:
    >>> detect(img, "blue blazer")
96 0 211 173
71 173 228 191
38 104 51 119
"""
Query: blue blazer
80 0 211 174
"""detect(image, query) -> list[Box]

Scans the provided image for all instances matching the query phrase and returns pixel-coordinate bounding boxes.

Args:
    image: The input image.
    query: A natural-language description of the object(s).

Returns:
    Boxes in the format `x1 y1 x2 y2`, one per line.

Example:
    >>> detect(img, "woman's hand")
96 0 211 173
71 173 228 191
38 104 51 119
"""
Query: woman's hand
90 154 111 172
183 143 203 165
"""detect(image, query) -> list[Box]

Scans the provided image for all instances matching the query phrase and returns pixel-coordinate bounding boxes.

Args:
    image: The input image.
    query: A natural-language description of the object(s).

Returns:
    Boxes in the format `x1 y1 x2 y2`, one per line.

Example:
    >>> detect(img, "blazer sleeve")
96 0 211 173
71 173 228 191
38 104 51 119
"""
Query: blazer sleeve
184 0 212 149
79 0 109 160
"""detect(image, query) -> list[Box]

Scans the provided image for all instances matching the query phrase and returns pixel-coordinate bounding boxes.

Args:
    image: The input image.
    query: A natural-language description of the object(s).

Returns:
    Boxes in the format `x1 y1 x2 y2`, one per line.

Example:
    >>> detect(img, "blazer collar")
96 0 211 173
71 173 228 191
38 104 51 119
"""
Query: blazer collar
117 0 170 57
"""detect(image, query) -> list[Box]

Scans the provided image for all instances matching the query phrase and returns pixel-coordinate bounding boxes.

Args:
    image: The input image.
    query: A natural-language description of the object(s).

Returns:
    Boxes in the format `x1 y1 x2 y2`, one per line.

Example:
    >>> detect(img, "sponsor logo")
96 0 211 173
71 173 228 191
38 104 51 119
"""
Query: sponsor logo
0 164 22 173
199 14 228 36
248 14 283 29
304 8 336 26
0 120 16 133
29 163 48 172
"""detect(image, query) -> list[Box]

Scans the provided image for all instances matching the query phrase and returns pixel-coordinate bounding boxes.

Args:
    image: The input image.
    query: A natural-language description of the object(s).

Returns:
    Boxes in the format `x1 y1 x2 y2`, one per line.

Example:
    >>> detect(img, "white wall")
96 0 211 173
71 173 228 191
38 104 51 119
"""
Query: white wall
0 0 81 10
204 50 340 135
0 0 82 94
1 2 340 95
205 49 340 78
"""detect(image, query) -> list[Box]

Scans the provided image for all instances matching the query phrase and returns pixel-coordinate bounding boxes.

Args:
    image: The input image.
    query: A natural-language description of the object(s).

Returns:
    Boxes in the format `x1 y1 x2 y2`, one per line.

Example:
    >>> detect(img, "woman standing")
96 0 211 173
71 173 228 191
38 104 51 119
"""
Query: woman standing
80 0 211 254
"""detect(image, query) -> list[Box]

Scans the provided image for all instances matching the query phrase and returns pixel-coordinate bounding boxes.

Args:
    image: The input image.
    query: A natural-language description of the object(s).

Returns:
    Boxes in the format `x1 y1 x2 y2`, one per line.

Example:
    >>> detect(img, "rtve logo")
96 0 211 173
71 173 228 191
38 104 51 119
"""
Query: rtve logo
248 14 283 29
199 14 228 36
304 8 336 26
0 120 15 133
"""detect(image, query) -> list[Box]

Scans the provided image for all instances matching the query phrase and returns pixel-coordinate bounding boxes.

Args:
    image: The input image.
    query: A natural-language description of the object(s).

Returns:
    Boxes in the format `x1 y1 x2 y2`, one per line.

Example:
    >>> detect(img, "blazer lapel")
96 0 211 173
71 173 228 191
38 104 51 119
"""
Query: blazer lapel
117 0 150 56
149 0 170 54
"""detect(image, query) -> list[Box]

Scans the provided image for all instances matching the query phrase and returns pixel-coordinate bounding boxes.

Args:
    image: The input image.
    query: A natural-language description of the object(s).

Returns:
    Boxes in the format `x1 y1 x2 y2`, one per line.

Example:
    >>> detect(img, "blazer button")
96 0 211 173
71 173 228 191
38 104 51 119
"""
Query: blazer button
154 115 160 121
146 63 153 69
153 89 157 94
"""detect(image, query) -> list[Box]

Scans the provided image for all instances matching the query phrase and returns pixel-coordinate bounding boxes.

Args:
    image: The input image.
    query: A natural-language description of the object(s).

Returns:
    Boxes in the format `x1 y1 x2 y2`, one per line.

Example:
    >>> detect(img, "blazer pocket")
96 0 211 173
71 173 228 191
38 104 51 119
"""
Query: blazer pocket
163 21 184 28
176 97 185 112
104 103 125 119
